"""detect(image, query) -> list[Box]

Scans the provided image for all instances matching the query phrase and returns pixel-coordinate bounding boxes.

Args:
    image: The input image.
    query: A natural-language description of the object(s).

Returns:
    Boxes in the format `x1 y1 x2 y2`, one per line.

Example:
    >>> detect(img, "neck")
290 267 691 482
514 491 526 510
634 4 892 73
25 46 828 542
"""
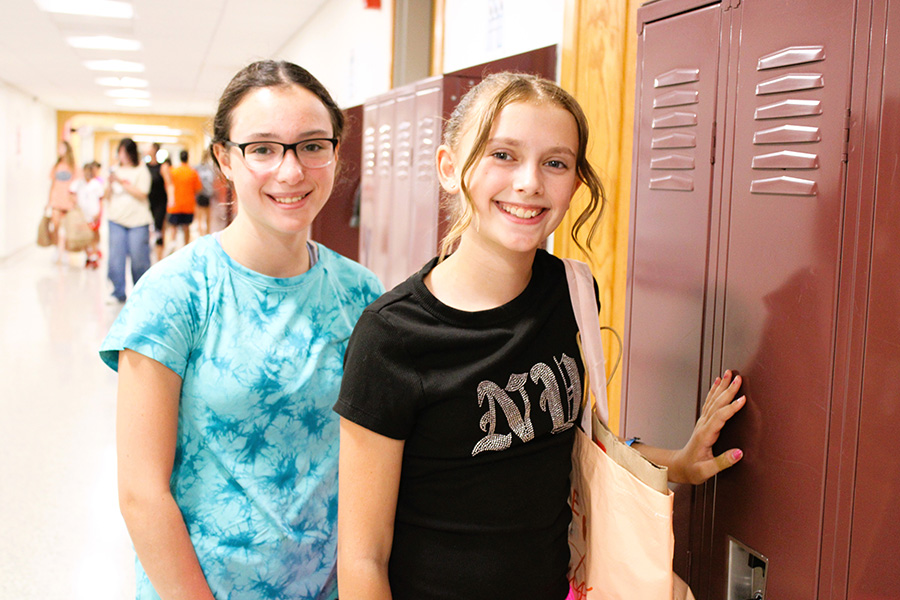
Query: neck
219 215 311 278
426 235 537 311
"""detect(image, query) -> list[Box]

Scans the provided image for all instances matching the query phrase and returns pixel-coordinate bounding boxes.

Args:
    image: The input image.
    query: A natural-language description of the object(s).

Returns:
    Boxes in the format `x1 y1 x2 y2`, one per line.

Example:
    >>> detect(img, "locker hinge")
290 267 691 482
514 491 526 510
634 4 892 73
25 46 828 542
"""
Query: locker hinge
710 120 717 164
842 108 851 163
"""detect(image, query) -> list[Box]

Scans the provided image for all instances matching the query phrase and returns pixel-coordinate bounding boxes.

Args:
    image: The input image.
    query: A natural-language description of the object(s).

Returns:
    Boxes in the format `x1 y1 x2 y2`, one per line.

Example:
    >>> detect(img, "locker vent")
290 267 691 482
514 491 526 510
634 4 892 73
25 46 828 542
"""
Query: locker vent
395 121 413 180
363 125 377 177
649 67 702 191
415 116 437 181
751 45 825 196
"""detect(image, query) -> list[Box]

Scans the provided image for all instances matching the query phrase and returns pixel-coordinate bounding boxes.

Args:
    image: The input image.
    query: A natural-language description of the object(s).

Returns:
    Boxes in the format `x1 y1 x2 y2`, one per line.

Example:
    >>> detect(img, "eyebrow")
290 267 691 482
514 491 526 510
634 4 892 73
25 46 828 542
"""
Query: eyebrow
488 137 577 157
243 129 332 140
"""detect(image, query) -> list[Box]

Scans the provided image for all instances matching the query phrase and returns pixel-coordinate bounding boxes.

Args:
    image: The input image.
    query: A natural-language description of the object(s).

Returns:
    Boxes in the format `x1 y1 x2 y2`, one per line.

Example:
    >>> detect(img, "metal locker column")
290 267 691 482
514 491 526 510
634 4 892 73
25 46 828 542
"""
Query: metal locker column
846 2 900 597
624 0 727 579
708 0 857 597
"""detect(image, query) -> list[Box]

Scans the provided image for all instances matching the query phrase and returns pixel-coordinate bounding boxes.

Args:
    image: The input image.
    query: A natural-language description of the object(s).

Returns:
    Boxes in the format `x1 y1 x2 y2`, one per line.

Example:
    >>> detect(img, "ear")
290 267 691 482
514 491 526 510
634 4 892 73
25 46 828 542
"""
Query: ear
213 143 233 181
436 144 460 194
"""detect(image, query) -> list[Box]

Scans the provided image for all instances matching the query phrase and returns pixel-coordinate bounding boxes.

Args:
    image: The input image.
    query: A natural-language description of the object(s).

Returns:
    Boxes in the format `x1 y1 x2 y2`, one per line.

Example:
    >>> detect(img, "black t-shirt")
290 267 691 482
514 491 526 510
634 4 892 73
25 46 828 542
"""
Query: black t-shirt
335 250 592 600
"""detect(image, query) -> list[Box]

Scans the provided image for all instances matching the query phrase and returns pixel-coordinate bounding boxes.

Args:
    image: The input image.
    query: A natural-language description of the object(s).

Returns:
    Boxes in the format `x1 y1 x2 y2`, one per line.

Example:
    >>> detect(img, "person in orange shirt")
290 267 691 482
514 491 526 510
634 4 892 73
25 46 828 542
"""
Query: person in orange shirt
166 149 203 252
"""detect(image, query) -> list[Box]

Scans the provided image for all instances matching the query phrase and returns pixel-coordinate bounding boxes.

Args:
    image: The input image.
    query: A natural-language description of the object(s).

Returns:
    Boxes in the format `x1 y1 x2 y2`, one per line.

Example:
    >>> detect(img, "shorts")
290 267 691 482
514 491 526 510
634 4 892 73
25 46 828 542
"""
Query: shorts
196 193 211 208
168 213 194 226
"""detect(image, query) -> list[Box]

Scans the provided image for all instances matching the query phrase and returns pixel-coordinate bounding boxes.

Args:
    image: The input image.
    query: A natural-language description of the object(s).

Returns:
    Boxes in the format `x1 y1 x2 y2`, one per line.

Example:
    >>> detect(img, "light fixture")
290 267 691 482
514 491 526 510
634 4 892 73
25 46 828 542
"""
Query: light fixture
68 36 140 51
105 88 150 99
96 76 148 88
34 0 133 18
114 99 151 108
133 135 179 144
114 124 183 136
85 59 145 72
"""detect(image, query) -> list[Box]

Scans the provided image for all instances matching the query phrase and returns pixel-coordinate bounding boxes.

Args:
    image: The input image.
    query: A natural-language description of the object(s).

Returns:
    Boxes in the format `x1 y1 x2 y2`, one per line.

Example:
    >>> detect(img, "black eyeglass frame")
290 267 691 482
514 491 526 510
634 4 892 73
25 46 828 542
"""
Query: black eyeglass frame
223 137 339 168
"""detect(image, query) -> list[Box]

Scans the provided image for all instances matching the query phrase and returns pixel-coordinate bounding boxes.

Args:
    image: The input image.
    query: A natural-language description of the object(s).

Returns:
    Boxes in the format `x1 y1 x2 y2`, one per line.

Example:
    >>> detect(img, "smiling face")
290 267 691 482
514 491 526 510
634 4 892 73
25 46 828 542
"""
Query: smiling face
214 84 337 240
439 100 581 258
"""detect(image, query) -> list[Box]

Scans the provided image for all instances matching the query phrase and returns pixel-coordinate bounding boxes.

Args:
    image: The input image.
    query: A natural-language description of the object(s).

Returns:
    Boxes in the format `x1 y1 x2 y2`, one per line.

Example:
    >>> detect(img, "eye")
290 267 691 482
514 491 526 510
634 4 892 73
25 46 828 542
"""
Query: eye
545 159 570 170
300 141 328 153
491 151 512 161
246 143 278 157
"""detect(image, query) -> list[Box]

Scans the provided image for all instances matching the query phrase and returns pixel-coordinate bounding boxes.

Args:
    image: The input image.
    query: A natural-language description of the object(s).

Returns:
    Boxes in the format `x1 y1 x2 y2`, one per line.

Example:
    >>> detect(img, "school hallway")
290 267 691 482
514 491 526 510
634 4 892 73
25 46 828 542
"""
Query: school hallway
0 242 134 599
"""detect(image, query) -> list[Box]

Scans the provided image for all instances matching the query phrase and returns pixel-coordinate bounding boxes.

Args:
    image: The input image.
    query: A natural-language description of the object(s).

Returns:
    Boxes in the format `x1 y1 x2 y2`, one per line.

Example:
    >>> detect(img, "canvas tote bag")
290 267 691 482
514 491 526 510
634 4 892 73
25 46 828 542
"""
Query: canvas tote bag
563 258 693 600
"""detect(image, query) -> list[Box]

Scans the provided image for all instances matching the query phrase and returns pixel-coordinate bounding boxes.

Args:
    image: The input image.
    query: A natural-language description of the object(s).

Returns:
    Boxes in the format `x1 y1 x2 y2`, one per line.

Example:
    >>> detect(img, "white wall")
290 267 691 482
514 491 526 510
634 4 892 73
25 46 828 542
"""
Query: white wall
278 0 394 109
0 81 57 259
443 0 565 74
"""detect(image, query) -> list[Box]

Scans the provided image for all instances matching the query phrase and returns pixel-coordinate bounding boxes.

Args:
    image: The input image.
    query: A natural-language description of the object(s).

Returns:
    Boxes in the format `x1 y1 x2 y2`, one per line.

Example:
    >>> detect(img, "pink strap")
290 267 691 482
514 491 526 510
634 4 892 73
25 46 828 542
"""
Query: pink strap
562 258 610 433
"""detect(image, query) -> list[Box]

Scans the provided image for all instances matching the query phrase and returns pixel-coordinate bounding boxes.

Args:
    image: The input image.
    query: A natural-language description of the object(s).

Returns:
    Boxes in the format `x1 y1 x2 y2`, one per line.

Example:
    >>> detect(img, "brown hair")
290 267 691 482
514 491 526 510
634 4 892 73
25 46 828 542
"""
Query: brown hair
209 60 344 174
439 72 606 259
56 140 75 171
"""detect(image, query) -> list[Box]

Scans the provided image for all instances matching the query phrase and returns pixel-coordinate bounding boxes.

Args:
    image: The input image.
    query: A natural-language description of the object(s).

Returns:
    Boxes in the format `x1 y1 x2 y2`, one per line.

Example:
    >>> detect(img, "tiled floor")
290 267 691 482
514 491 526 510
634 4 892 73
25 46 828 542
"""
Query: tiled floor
0 243 135 599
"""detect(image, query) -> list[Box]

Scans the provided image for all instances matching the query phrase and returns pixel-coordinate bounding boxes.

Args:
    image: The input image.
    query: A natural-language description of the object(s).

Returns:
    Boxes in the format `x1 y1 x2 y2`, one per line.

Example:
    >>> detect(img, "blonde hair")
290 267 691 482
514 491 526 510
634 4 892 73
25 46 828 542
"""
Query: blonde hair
439 72 606 259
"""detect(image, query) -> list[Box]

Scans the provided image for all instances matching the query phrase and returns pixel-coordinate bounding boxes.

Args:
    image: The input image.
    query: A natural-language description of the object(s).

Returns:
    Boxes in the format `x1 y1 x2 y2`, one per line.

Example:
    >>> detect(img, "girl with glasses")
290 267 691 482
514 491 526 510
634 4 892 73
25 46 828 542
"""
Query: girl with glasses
335 72 745 599
100 61 384 600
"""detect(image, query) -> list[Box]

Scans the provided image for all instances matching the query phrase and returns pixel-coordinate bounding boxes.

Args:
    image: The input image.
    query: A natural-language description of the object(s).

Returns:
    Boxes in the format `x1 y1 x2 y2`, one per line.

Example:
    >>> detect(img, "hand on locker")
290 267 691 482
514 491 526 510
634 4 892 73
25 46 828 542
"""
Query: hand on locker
633 370 746 485
672 370 745 484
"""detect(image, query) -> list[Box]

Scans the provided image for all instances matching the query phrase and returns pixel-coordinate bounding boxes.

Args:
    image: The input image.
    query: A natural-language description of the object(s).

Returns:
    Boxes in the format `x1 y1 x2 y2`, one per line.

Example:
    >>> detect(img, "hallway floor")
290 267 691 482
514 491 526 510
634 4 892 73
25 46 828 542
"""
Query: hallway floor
0 244 135 598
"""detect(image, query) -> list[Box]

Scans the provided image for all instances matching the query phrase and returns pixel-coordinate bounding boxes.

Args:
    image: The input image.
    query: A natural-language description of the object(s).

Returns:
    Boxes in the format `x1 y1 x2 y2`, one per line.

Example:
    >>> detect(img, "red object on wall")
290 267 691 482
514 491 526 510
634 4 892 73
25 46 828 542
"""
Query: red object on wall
364 0 381 8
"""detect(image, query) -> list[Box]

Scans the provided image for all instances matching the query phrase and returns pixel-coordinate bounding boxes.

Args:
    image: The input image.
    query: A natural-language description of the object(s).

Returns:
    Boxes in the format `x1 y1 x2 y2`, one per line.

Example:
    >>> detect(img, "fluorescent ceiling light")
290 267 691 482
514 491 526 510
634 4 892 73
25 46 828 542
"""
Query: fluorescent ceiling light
85 59 144 72
34 0 133 18
133 135 179 144
114 124 183 136
68 36 140 51
105 88 150 98
96 76 148 87
114 99 151 107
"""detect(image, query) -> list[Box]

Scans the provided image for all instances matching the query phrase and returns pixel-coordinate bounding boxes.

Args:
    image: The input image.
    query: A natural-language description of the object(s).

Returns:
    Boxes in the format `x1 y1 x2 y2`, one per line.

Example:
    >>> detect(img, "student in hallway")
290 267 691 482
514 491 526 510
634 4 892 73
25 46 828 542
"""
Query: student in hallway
146 143 171 263
165 149 202 253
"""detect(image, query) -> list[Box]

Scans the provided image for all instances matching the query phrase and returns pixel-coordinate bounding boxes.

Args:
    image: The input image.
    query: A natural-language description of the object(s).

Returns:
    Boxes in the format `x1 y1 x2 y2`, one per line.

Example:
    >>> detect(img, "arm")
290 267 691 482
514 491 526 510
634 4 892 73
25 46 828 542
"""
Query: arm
634 370 745 485
162 162 174 208
337 418 405 600
116 349 216 600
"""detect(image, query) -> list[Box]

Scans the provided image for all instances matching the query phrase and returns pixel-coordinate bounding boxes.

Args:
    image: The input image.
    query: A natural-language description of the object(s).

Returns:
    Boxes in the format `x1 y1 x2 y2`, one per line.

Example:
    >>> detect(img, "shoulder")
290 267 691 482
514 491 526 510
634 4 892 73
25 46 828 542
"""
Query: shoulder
135 237 219 296
316 245 385 300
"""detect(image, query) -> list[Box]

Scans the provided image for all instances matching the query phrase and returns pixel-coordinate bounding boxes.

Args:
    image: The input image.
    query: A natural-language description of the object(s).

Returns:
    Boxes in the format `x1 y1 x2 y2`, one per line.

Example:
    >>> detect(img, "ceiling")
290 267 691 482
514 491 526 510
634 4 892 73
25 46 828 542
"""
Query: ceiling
0 0 331 117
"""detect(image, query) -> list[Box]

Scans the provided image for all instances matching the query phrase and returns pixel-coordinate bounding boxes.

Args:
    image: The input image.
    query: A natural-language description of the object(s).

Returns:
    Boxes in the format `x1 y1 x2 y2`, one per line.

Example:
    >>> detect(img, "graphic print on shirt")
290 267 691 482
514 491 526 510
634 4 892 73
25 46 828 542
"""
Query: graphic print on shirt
472 352 582 456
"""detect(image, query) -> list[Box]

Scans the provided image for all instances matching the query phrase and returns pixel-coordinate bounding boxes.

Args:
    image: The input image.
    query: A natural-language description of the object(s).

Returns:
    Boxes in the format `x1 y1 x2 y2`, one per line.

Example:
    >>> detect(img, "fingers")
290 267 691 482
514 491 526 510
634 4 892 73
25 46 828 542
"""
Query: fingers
713 448 743 473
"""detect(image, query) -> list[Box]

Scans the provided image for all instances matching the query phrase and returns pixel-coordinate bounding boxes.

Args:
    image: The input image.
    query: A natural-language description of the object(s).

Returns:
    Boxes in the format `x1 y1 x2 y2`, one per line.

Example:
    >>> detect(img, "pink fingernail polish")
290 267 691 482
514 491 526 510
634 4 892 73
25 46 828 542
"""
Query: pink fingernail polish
733 449 743 461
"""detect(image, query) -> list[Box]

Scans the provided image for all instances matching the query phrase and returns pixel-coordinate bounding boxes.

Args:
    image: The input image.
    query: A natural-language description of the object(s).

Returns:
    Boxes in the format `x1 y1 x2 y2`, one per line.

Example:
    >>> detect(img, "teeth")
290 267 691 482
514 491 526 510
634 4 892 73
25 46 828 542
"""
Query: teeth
273 193 309 204
500 204 542 219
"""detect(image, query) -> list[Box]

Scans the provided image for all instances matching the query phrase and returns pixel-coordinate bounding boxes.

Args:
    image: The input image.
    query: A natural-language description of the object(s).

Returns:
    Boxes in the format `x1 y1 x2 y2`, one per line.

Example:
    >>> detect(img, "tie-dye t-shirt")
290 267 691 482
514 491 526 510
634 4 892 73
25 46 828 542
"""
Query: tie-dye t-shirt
100 235 384 600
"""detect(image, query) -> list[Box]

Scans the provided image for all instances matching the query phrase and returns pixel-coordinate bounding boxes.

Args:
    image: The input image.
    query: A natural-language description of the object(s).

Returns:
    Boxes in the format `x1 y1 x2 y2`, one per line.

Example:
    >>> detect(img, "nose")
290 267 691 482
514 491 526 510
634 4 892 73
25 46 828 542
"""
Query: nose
275 147 306 183
513 161 543 196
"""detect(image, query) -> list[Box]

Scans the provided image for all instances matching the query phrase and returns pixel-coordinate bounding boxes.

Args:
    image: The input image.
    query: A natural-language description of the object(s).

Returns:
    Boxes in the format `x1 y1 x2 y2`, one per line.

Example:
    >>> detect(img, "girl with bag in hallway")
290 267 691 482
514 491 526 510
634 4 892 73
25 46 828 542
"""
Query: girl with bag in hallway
335 72 747 600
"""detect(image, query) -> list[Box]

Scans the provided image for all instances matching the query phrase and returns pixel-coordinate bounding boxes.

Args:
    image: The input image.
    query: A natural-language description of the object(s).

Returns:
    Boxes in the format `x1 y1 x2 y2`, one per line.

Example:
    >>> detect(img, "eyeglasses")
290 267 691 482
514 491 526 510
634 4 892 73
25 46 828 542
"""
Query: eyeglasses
224 138 338 172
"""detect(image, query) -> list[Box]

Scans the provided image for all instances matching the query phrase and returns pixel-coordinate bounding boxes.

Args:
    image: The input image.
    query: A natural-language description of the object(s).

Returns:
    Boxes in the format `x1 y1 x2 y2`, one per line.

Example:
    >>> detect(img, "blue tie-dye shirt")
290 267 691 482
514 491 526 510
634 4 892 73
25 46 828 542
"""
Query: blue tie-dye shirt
100 235 384 600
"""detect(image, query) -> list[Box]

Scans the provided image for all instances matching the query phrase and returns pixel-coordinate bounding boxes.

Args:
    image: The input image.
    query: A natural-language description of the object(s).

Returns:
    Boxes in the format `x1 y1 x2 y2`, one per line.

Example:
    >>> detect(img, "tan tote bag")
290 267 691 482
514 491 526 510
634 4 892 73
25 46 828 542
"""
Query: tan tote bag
563 258 693 600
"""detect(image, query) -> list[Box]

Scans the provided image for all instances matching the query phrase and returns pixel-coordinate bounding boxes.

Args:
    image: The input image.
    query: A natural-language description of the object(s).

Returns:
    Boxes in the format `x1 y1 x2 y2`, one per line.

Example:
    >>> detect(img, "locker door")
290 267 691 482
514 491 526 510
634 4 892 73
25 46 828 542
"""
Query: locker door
359 102 379 273
625 3 724 448
388 87 416 289
625 2 726 579
708 0 857 597
848 2 900 597
372 95 397 286
409 79 443 272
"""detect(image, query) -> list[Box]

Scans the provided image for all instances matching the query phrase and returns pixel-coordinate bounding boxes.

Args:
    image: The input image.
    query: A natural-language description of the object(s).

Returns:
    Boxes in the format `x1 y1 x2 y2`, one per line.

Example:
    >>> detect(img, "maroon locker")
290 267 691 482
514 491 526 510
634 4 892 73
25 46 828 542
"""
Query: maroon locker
845 2 900 597
358 102 380 271
358 46 557 288
624 0 900 598
708 0 856 597
622 3 728 578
